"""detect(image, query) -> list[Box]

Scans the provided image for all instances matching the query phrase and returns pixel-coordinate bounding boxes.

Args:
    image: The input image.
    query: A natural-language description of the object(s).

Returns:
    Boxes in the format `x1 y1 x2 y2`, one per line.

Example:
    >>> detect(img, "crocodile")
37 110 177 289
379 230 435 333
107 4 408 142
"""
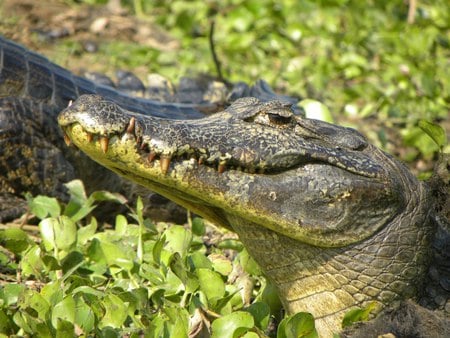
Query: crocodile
58 94 449 336
0 35 294 222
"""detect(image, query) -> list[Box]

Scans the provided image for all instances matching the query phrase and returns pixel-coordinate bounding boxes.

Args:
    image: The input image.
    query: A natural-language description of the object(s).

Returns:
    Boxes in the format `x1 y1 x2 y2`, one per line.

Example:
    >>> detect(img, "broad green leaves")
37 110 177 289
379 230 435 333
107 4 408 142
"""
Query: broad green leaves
1 180 279 336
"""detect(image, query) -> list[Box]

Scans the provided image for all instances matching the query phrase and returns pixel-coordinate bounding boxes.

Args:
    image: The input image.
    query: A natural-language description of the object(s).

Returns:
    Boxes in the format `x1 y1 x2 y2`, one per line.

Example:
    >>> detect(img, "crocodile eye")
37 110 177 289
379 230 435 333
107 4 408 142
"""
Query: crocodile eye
267 112 292 125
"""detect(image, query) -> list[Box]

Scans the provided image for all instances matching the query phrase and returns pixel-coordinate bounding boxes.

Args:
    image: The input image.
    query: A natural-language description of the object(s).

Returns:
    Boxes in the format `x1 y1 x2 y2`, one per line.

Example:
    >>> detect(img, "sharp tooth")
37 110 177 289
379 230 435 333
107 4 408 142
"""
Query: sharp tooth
218 162 226 174
136 136 142 148
67 100 73 107
147 151 157 162
99 136 109 153
126 117 135 134
160 156 171 174
86 133 94 143
63 132 71 146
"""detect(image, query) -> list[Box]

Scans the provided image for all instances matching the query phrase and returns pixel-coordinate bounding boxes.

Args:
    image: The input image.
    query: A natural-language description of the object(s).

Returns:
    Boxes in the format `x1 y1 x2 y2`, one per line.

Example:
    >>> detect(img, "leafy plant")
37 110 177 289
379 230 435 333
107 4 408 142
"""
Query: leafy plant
0 180 286 337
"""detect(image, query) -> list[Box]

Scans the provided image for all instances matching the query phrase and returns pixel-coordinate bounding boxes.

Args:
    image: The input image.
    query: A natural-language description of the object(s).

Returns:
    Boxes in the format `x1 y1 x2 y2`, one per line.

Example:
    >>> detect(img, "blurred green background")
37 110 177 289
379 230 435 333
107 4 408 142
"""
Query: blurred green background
89 0 449 169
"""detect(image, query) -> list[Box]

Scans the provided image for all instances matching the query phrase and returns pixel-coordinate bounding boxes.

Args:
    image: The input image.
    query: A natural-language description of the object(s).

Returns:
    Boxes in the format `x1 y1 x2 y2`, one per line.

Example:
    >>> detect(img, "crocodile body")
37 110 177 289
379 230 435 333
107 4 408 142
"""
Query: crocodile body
0 35 291 222
58 94 448 336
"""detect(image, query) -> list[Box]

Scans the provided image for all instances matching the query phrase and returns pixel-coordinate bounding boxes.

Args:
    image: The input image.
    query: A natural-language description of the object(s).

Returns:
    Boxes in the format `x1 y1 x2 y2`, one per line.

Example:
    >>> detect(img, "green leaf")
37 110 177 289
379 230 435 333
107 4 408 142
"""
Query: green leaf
19 290 51 321
20 245 45 278
189 251 213 270
68 203 96 223
40 281 64 307
0 309 15 335
74 297 95 333
298 99 334 123
51 296 76 328
191 217 205 236
277 312 318 338
64 179 88 205
72 286 105 299
164 306 189 337
77 218 98 245
217 239 244 252
342 302 378 328
196 268 225 302
164 225 192 259
88 239 134 270
89 190 128 204
418 120 447 149
152 234 165 265
239 249 262 276
169 252 199 293
209 253 233 276
0 283 25 306
0 228 31 254
245 302 270 330
100 294 127 328
39 216 77 253
55 319 74 337
211 311 254 338
61 251 84 276
27 195 61 219
114 214 128 236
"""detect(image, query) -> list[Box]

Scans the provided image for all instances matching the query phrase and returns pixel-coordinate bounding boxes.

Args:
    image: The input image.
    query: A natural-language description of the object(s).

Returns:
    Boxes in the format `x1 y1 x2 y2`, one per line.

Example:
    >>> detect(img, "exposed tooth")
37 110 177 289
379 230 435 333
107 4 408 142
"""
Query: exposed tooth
160 156 171 174
136 136 142 148
86 133 94 143
63 132 71 146
67 100 73 107
218 162 226 174
99 136 109 153
126 117 135 134
147 151 157 162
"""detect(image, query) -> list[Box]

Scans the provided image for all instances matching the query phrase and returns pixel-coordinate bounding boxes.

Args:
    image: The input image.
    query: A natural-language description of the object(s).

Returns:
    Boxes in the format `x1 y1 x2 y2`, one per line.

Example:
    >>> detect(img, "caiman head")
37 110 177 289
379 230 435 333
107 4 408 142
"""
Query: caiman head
58 94 433 336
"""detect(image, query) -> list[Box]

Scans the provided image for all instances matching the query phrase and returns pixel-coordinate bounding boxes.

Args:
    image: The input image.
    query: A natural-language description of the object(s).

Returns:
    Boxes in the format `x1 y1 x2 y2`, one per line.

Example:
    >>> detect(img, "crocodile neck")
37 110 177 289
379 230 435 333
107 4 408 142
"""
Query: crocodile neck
228 173 431 336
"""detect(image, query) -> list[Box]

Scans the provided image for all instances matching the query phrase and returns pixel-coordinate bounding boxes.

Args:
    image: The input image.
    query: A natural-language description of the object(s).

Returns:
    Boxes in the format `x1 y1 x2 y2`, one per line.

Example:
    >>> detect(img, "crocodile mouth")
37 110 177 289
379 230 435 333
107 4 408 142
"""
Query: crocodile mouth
61 120 380 178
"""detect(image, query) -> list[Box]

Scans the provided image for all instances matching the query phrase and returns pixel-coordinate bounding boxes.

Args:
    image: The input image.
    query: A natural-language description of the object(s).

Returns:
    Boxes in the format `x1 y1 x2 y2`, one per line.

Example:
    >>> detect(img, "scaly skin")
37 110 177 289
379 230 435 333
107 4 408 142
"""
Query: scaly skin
58 94 434 336
0 36 291 222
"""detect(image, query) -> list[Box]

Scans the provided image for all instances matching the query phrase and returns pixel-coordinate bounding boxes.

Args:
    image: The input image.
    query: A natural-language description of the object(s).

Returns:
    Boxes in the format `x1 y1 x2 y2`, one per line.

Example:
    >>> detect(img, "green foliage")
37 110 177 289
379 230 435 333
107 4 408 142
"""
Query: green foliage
418 119 448 150
277 312 318 338
341 302 378 328
0 180 280 336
